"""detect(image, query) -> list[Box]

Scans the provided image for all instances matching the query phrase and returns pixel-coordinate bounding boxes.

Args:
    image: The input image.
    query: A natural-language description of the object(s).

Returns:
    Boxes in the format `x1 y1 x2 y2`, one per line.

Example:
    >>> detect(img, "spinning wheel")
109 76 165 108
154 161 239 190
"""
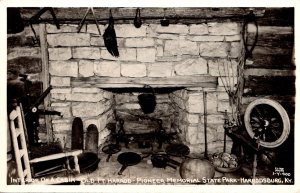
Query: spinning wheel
244 98 290 148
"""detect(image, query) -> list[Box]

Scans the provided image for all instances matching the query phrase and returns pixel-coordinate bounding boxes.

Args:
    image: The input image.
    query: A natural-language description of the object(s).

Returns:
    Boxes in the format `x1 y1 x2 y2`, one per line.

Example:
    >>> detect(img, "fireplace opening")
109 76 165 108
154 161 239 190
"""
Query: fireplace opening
104 87 184 151
50 82 231 157
49 84 229 157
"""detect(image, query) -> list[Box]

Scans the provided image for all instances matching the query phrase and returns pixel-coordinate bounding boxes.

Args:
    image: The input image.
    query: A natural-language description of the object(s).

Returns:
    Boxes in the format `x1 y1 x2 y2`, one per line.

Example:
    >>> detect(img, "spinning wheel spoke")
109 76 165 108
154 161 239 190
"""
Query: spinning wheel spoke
251 123 261 128
250 120 261 129
251 117 261 123
264 129 277 142
270 129 279 139
270 122 280 129
251 127 258 132
252 107 265 121
262 134 266 141
250 117 261 125
270 117 278 122
270 127 282 136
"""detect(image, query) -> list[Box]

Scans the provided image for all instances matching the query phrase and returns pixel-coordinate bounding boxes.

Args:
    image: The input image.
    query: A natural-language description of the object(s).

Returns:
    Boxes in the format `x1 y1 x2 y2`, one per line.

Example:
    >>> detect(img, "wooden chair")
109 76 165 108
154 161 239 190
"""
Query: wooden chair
8 106 82 185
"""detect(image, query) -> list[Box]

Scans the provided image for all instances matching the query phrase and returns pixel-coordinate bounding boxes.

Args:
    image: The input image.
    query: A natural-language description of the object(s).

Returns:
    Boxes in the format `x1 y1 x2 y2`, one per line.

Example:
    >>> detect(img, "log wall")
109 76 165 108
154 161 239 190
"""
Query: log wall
242 8 295 120
241 8 294 175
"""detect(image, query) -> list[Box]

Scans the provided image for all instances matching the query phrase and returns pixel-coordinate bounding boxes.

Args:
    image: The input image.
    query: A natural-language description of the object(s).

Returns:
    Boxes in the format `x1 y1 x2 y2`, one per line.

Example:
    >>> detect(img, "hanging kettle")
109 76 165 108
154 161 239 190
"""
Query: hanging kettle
138 85 156 114
134 8 142 28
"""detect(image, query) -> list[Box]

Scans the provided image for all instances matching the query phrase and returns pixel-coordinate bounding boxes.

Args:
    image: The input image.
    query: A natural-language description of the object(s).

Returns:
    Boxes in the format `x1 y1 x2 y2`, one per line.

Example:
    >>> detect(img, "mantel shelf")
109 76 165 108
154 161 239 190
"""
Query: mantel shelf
71 76 217 89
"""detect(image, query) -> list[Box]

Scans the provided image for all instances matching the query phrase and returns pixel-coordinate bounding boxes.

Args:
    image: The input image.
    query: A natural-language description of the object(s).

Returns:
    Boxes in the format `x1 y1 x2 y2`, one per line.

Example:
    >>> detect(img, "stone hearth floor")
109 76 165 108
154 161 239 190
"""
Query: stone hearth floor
31 141 285 186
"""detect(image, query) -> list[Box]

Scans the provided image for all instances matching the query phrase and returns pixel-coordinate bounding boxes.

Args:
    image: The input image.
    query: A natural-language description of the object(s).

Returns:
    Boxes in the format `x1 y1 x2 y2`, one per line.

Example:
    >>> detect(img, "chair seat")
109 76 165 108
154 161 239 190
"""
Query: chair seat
30 150 83 164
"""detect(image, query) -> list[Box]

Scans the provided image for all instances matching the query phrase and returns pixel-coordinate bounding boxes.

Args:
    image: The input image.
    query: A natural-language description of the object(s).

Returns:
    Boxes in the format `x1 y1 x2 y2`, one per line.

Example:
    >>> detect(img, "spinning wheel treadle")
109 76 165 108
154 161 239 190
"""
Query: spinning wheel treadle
244 98 290 148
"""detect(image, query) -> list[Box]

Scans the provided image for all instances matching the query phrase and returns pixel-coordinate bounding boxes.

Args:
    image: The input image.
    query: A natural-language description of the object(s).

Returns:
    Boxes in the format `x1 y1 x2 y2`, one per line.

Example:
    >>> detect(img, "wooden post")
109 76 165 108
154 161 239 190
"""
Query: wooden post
39 24 52 143
252 153 257 184
203 91 208 159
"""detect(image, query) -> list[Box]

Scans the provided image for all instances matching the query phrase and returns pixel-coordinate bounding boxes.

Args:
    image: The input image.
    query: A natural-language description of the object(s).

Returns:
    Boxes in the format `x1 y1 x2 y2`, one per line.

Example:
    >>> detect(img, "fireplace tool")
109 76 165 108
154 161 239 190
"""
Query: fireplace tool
103 9 119 57
134 8 142 28
160 8 169 27
102 143 121 162
203 91 208 159
155 119 170 148
77 7 101 35
115 119 129 148
138 85 156 114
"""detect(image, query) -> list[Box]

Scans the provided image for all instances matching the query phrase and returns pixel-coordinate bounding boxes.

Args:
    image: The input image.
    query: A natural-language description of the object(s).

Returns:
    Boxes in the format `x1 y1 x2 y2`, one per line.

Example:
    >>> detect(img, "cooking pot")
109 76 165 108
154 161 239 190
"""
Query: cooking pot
151 154 178 169
70 152 100 173
165 143 190 157
138 85 156 114
117 152 142 175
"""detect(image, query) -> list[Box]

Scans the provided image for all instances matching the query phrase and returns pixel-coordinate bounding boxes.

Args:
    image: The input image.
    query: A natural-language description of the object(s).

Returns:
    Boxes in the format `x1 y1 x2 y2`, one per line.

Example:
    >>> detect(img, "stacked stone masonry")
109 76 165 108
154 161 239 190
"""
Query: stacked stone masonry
47 22 240 152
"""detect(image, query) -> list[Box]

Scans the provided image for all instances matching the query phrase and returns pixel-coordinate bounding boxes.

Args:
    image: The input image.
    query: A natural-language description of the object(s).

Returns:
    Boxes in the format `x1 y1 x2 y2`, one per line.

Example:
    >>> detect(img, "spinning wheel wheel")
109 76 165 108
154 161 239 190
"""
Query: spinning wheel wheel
244 99 290 148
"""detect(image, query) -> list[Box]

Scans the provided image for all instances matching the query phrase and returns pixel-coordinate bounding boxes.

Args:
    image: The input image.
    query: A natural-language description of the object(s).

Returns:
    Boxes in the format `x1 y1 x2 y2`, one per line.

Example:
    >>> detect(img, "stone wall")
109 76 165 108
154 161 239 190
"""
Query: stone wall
50 88 113 148
46 22 241 150
170 88 233 156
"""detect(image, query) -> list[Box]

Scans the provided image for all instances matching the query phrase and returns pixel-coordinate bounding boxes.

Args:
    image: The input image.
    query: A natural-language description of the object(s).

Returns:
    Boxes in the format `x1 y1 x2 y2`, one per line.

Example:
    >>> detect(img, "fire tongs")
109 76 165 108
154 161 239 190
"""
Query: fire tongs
77 7 101 35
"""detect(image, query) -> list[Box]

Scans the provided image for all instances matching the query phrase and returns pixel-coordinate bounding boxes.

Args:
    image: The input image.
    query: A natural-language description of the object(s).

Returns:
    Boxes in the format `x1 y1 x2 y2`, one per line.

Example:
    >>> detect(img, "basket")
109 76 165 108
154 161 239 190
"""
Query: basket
215 164 241 173
209 152 240 173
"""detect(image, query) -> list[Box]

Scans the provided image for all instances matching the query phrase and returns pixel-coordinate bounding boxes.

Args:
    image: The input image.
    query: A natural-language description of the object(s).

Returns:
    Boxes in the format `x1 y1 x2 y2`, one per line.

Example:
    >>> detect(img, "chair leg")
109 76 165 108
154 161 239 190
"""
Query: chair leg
252 153 257 183
66 158 71 170
74 156 80 174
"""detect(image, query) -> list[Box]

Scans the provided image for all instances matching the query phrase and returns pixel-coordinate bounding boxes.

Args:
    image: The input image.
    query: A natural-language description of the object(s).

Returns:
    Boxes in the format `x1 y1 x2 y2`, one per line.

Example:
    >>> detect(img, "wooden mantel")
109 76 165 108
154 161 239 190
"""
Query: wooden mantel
71 75 217 89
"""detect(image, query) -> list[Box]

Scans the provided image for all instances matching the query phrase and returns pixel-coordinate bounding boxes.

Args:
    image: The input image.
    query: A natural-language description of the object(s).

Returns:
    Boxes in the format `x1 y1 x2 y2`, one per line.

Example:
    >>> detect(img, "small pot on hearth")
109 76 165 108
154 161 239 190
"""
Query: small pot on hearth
138 85 156 114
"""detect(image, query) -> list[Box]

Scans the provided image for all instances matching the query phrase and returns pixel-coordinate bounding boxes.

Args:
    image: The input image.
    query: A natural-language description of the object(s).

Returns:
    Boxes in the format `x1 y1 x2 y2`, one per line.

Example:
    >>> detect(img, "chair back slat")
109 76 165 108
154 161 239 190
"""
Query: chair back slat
9 106 32 185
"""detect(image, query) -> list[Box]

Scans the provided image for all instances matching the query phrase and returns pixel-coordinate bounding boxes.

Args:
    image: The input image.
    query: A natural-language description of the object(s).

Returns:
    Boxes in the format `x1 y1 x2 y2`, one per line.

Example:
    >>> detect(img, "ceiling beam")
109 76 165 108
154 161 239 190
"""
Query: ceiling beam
16 7 294 26
19 7 267 25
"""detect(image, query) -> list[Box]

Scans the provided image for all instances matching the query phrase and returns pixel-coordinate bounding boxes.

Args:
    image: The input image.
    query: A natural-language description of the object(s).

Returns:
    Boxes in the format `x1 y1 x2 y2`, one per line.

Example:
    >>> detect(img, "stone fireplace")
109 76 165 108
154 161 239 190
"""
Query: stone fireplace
47 22 240 156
